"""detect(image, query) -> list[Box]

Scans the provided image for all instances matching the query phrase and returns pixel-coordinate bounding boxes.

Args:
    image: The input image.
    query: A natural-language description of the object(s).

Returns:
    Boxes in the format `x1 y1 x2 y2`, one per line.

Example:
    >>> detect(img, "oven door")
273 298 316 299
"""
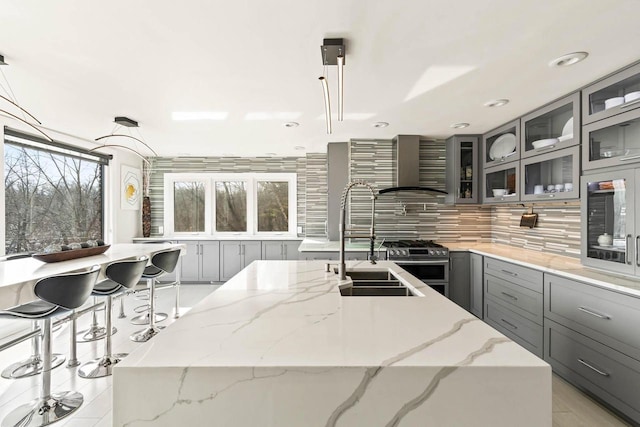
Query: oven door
393 261 449 296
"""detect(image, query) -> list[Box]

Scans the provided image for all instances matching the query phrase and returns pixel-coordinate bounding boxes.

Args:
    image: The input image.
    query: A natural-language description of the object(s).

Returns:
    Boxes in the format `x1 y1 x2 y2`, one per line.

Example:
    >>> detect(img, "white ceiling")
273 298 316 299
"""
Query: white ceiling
1 0 640 157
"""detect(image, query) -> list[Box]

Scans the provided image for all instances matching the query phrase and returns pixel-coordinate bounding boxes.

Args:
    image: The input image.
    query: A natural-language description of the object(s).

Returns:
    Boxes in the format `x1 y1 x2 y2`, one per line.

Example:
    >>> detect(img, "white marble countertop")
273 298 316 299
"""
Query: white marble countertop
133 235 302 242
447 243 640 298
114 260 550 426
298 238 387 252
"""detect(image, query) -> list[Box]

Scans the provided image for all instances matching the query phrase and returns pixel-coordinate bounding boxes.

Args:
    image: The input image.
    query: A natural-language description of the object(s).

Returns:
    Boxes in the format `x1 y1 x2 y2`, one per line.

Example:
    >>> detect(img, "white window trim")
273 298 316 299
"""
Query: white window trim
164 172 297 237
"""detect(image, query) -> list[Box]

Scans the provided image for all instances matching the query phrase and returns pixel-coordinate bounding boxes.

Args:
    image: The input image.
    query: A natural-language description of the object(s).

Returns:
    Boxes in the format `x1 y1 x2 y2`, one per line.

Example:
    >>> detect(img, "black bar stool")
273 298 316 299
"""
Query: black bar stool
131 249 180 342
78 256 147 378
0 265 100 427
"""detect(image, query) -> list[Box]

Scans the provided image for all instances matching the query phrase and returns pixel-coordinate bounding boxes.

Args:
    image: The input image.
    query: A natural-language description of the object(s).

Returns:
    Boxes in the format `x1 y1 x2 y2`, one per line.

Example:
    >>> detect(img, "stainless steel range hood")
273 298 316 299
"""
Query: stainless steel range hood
377 135 447 195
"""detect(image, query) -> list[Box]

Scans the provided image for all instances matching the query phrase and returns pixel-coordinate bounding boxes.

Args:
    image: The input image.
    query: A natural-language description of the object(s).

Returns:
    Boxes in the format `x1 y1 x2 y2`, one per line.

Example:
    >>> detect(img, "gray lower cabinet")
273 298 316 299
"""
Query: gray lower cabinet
483 257 543 358
299 251 379 261
449 252 470 311
262 240 301 260
180 241 220 283
469 253 483 318
220 241 262 281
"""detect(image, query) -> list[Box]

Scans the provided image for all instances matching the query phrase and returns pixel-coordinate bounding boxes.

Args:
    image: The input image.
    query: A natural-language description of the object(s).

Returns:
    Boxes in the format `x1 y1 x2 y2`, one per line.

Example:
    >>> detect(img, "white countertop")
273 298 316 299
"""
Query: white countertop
448 243 640 298
133 235 302 242
113 260 550 426
298 238 387 252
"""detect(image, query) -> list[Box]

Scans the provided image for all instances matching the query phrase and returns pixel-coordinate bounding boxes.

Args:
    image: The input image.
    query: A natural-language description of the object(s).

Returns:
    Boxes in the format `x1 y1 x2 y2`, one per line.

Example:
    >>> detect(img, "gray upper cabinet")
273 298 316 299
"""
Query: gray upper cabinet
520 145 580 202
482 161 520 204
521 92 580 159
469 253 483 319
482 120 520 169
445 135 480 204
448 252 470 310
582 61 640 126
180 241 220 283
262 240 301 260
582 107 640 171
220 241 262 281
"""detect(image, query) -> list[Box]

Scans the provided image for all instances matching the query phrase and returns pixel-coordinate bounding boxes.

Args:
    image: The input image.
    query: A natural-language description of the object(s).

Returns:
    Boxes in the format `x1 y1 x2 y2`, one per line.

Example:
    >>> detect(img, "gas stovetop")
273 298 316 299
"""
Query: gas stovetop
382 240 449 259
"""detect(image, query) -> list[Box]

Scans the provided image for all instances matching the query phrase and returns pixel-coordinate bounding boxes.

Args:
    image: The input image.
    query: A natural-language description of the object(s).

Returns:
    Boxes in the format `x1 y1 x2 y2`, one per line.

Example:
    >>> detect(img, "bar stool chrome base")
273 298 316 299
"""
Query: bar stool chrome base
1 353 65 379
78 354 127 379
76 325 117 342
129 312 167 325
130 325 162 342
1 391 83 427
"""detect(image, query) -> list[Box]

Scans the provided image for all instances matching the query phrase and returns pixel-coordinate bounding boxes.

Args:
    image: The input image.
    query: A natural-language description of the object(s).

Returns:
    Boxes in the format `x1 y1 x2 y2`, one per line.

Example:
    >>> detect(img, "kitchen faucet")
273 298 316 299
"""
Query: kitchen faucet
339 180 377 280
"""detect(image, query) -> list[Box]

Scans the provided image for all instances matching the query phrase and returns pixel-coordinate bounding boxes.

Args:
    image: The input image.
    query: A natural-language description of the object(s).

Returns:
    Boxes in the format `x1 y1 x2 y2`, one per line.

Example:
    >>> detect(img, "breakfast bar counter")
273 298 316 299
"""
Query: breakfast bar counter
113 260 550 426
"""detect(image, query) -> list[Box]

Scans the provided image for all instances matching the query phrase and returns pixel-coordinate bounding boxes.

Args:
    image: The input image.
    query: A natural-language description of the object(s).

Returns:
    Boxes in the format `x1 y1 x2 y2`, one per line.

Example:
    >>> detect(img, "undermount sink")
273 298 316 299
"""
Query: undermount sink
340 271 415 297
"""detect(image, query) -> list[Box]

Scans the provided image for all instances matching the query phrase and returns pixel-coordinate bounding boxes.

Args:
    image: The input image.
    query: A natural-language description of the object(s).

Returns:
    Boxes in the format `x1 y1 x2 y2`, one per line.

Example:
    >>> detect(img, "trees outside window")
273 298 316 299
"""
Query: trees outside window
4 143 103 254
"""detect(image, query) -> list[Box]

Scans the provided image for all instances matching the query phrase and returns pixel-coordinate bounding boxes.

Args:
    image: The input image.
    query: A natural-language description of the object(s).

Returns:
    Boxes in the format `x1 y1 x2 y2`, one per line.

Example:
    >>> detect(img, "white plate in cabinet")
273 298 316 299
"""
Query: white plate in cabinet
545 319 640 424
544 273 640 362
482 162 520 204
485 298 543 358
482 120 520 168
521 92 580 159
582 61 640 126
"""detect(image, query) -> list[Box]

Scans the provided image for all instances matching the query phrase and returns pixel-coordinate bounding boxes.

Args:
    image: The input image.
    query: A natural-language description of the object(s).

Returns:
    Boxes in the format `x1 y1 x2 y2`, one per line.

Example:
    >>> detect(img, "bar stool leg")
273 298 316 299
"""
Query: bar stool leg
131 278 161 342
118 296 126 319
79 296 127 378
174 261 181 319
1 321 65 379
67 311 80 368
77 298 117 342
3 319 83 426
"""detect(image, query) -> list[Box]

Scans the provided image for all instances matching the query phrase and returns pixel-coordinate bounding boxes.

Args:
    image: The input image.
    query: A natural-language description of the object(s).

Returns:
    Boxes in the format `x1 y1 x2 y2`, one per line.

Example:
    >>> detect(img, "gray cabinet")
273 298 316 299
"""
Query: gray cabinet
448 252 470 310
180 241 220 283
482 161 520 204
483 257 543 358
262 240 301 260
582 61 640 126
469 253 483 318
482 120 520 169
543 273 640 424
220 241 262 281
520 146 580 202
300 251 339 261
582 107 640 171
445 135 480 204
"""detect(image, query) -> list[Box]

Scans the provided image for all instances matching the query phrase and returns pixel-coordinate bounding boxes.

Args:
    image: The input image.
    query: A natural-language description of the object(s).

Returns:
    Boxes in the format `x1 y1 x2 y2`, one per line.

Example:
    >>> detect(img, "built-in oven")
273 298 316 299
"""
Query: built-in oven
383 240 450 296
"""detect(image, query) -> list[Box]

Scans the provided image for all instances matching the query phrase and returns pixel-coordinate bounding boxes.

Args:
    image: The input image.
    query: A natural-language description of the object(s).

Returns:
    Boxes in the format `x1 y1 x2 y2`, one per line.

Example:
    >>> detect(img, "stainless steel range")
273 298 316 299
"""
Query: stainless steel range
383 240 450 296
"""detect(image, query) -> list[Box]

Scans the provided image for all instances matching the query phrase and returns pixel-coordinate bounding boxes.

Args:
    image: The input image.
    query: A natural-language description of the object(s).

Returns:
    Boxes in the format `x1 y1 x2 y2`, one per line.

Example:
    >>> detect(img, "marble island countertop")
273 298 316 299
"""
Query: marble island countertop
113 260 550 426
298 237 387 252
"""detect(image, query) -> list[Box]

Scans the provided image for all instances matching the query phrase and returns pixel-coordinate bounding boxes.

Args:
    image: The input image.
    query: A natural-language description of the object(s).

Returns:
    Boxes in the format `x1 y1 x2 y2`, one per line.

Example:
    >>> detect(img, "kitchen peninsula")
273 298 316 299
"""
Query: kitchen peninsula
113 260 550 426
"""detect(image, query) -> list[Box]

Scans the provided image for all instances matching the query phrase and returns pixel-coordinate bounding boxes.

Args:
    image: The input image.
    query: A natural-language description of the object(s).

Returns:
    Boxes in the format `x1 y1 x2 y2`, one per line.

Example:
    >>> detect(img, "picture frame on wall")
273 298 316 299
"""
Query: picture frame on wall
121 165 141 210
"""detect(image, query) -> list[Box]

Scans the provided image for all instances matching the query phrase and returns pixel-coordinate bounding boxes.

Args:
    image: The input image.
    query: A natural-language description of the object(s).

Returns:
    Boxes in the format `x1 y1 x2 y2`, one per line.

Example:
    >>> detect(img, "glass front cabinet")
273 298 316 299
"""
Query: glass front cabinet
581 168 640 277
445 135 479 204
521 93 580 159
482 120 520 169
520 146 580 202
582 62 640 125
482 162 520 204
582 107 640 171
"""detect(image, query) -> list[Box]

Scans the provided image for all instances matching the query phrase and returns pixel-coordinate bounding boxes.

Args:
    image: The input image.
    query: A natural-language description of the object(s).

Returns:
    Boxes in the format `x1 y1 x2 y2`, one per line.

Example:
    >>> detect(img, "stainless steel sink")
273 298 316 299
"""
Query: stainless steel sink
340 286 415 297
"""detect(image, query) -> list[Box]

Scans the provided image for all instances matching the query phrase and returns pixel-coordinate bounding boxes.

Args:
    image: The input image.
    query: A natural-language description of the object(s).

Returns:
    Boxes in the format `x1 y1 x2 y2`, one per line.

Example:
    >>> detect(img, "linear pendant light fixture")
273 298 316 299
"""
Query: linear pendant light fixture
92 116 157 165
319 38 345 134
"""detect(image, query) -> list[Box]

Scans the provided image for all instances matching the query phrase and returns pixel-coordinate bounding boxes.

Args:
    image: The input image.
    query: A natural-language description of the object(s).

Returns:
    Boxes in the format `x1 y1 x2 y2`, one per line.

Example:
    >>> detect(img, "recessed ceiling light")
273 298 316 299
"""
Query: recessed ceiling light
294 145 306 150
372 122 389 128
549 52 589 68
450 122 470 129
483 99 509 108
283 122 299 128
172 111 228 121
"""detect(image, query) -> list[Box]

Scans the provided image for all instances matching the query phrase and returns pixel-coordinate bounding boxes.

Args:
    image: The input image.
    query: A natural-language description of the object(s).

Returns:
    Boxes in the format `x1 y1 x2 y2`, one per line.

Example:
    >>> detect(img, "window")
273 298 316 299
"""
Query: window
4 130 106 254
164 173 296 236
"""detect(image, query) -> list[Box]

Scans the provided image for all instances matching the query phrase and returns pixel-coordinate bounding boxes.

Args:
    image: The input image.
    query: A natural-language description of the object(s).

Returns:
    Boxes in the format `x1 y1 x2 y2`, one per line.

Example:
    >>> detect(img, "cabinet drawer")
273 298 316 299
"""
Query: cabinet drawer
545 273 640 361
485 297 543 358
545 320 640 423
484 257 543 293
485 274 543 325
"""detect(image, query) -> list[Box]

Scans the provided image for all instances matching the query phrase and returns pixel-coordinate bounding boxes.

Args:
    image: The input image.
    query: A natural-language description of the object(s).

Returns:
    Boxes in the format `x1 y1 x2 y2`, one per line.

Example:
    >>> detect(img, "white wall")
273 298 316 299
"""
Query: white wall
0 117 142 253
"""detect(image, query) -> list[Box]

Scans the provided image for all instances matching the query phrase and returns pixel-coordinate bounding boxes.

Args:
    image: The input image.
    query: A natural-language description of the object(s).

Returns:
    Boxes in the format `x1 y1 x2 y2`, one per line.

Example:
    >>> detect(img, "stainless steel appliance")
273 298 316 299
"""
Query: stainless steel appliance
383 240 450 296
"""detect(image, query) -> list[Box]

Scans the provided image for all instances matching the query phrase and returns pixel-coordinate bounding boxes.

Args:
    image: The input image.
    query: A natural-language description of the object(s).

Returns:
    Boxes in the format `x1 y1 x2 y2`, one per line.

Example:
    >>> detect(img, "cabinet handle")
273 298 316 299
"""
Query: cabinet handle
238 245 242 256
500 318 518 330
241 245 245 256
620 98 640 109
284 245 288 258
198 244 201 255
636 236 640 267
501 291 518 301
577 358 610 377
534 144 556 152
620 154 640 161
536 194 555 198
578 306 611 320
626 234 632 265
501 269 518 277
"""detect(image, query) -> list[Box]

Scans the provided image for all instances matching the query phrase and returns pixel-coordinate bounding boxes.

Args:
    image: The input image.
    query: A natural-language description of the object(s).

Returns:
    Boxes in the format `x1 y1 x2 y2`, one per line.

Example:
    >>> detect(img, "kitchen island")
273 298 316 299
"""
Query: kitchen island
113 260 550 426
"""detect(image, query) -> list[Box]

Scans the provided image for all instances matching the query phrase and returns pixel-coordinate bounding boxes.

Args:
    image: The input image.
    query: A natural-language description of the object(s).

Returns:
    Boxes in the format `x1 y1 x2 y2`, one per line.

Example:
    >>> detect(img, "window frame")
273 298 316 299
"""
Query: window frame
164 172 297 237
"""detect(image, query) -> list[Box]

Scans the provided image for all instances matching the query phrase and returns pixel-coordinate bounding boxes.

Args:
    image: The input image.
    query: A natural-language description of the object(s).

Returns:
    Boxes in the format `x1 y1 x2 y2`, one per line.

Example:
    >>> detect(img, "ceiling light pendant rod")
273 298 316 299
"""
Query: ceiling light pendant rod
94 134 158 156
319 76 332 134
88 144 150 166
337 54 344 122
0 108 53 142
0 93 42 124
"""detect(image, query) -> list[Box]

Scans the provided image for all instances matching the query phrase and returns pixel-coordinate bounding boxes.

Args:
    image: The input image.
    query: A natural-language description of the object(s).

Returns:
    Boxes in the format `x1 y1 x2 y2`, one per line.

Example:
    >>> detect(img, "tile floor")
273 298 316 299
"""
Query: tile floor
0 285 632 427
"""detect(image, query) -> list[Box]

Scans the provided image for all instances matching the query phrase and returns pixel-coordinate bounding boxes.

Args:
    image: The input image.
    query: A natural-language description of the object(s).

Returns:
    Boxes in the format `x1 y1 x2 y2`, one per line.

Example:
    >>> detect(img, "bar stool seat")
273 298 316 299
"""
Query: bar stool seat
0 265 100 427
78 257 147 378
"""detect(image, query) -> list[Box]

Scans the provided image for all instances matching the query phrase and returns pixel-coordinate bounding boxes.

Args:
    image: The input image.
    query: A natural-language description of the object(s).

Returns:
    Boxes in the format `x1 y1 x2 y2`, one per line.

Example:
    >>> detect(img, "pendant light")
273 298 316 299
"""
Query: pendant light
92 117 157 165
319 38 345 134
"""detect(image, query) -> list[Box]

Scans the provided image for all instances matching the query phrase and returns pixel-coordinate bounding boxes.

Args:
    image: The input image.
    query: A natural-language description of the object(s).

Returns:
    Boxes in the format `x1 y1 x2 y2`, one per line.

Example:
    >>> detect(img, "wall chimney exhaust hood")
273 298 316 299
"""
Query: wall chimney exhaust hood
377 135 447 196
